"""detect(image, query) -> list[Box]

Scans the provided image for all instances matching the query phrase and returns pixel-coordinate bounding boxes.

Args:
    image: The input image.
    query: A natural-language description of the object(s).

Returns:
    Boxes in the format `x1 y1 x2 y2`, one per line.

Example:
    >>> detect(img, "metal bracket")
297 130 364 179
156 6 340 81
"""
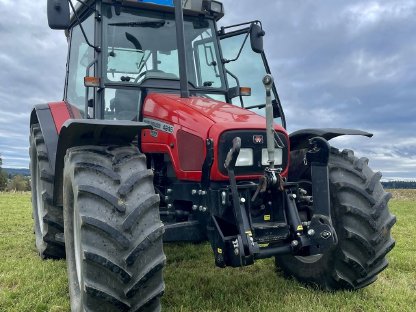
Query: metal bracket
225 137 255 265
305 137 337 251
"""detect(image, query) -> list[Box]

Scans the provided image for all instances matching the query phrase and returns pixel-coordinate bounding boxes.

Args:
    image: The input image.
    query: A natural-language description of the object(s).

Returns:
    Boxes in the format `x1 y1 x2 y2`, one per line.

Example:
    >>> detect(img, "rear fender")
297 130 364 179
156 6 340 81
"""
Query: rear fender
30 105 60 169
289 128 373 151
53 119 151 206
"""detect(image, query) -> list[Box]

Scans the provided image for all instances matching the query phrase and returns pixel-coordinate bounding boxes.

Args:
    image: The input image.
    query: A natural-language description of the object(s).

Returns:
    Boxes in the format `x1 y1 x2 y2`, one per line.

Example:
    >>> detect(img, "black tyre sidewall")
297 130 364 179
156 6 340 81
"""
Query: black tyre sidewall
30 135 45 253
63 159 83 311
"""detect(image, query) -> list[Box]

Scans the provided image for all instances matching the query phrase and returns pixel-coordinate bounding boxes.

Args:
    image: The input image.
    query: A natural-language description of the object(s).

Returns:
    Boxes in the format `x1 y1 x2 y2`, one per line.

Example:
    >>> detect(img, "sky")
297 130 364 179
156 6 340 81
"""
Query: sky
0 0 415 180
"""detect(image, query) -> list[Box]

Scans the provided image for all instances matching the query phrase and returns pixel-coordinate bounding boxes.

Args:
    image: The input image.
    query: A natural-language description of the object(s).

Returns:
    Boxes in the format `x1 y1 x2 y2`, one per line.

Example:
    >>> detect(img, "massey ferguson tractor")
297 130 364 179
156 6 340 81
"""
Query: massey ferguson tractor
30 0 396 310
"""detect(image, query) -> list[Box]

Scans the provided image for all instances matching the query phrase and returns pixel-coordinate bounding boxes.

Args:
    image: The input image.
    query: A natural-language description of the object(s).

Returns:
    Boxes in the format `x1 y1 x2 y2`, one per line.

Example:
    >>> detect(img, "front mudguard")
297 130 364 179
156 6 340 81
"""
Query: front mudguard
53 119 151 205
290 128 372 151
288 128 373 181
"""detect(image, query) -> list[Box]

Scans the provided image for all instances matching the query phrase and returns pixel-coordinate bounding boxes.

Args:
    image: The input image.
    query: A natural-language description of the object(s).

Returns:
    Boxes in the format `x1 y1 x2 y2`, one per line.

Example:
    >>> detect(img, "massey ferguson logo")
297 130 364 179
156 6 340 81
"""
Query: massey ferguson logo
253 135 264 144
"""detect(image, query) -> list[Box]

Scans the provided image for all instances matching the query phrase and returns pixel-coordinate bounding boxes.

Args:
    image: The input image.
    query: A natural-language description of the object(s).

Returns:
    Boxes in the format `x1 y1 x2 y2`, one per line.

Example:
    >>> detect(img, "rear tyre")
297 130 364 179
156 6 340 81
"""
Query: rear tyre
275 147 396 290
30 123 65 259
63 145 165 311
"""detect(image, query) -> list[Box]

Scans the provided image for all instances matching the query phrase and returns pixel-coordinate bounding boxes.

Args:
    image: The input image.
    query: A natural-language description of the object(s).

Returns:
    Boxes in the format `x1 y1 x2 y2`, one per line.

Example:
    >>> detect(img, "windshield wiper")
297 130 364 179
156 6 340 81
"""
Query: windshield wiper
108 20 166 28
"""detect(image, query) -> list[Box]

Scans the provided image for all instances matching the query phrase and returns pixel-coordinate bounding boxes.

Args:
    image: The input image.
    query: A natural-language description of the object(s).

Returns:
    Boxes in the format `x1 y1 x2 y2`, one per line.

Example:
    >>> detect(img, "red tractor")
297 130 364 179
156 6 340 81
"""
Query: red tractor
30 0 396 310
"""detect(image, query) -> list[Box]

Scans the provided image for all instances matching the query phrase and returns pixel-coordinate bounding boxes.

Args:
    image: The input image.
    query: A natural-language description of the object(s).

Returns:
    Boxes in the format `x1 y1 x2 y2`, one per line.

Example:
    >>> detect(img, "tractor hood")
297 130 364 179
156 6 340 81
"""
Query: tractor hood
141 93 289 181
142 93 274 138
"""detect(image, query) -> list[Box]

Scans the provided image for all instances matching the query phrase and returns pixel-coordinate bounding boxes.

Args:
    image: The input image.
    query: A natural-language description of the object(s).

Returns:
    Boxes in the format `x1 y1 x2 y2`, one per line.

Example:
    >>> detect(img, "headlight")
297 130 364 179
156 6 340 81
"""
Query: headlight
261 148 283 166
236 148 253 166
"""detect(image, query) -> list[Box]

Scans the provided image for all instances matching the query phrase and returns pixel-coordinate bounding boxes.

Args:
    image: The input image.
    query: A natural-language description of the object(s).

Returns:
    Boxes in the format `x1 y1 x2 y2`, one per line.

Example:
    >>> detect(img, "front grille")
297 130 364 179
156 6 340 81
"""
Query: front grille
217 130 288 176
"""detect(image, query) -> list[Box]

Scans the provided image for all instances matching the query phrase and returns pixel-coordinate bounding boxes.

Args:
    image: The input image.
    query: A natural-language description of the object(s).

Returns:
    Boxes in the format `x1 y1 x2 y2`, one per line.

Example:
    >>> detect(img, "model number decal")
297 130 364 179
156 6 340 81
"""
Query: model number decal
143 118 174 134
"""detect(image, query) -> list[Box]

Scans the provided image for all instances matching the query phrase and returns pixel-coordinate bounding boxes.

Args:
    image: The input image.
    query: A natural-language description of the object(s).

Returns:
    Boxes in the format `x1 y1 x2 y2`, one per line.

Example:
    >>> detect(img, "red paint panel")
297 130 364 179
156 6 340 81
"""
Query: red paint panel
141 93 290 182
48 102 71 134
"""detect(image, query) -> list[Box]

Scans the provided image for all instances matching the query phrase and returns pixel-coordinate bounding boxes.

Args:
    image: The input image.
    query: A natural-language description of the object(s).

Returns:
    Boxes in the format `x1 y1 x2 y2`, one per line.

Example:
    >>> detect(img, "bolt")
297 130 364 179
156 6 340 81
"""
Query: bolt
191 189 197 195
199 205 204 211
202 207 207 212
268 201 272 206
321 230 332 239
167 189 172 194
307 229 315 236
240 197 246 203
221 191 227 205
167 204 173 209
192 205 198 211
234 248 239 256
262 74 274 87
291 240 299 247
290 194 297 199
164 196 169 202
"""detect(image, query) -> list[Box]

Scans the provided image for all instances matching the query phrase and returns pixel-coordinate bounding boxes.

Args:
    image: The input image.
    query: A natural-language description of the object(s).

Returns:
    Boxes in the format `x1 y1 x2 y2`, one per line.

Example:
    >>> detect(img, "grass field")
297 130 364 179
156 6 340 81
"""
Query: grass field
0 190 415 312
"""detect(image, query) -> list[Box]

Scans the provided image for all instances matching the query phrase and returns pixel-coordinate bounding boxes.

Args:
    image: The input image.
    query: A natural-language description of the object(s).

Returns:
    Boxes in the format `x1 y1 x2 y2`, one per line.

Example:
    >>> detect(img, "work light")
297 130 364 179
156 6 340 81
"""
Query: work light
236 148 254 167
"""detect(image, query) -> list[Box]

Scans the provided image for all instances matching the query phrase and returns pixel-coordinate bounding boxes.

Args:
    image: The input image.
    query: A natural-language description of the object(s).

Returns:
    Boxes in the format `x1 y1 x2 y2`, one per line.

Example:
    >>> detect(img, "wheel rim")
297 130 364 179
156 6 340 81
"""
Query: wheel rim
35 161 45 236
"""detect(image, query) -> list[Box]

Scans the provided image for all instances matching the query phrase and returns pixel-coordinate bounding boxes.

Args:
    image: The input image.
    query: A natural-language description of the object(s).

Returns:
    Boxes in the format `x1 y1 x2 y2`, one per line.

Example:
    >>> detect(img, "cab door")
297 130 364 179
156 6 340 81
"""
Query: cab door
219 22 286 128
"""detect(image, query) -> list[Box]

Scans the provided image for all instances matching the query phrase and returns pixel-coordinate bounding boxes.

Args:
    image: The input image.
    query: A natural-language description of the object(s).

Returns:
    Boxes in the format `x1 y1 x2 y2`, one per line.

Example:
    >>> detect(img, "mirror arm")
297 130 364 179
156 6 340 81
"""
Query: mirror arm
69 0 101 52
76 0 101 18
219 20 262 34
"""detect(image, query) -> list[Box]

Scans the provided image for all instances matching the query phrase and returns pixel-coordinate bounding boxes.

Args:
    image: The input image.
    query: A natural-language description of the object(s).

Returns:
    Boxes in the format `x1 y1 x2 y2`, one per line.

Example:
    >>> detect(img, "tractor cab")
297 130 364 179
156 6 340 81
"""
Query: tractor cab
51 0 285 126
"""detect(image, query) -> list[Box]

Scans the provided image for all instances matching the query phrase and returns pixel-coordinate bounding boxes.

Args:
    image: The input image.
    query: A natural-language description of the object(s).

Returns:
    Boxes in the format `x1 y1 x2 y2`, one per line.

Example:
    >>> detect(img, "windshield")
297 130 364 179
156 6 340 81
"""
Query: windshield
102 4 225 90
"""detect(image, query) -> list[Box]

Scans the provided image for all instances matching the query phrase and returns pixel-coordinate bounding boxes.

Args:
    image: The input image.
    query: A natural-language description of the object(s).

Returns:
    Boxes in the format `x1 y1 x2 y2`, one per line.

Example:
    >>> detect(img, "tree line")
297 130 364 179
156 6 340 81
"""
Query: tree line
381 181 416 189
0 155 31 192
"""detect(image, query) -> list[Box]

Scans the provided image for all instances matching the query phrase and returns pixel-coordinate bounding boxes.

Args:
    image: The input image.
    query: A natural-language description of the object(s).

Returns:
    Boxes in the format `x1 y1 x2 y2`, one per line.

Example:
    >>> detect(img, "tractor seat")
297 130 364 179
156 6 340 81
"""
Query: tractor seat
110 89 141 120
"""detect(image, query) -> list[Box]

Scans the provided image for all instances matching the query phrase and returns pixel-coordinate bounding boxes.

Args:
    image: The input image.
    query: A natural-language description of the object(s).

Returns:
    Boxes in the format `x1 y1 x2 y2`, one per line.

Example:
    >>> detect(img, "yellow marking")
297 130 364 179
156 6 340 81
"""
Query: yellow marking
245 231 253 236
217 248 223 254
264 214 271 221
297 225 304 231
259 243 269 247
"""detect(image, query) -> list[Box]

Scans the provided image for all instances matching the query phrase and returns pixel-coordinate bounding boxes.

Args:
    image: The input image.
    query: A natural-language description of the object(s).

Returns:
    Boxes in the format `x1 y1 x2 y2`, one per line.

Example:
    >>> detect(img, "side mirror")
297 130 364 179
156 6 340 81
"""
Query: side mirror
250 24 265 53
47 0 70 30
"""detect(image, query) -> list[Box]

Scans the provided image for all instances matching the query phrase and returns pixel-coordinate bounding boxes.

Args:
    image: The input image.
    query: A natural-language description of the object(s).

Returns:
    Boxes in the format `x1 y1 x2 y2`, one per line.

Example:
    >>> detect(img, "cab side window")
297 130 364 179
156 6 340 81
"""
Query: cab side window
66 15 94 117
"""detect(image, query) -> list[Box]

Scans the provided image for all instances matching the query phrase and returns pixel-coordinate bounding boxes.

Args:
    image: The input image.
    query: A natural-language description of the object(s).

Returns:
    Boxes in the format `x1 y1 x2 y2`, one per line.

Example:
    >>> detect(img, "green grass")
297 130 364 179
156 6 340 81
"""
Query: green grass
0 191 415 312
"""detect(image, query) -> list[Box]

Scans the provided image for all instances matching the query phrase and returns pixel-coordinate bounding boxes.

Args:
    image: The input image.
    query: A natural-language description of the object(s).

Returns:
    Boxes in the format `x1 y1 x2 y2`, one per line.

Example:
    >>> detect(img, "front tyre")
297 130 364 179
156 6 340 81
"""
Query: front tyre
275 147 396 290
63 145 165 311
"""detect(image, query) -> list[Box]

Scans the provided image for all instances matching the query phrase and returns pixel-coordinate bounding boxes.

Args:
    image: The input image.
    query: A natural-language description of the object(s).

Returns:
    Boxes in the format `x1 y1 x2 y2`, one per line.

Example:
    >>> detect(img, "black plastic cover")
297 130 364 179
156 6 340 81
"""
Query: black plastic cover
290 128 373 151
47 0 70 30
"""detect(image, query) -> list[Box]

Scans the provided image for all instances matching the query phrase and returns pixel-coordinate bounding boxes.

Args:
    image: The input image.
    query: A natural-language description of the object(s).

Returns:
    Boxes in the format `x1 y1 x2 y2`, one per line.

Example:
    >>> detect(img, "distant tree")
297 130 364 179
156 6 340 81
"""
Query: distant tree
7 175 31 192
0 154 7 191
0 172 7 191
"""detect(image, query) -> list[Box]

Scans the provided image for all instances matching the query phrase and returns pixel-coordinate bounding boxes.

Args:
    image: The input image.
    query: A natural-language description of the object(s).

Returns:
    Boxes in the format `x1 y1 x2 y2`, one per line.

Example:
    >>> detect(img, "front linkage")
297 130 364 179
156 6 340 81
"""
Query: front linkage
208 75 337 268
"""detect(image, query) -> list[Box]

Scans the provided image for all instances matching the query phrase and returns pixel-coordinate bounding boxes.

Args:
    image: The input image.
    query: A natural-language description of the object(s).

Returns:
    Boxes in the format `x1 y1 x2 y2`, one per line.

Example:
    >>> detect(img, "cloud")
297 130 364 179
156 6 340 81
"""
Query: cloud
0 0 414 180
